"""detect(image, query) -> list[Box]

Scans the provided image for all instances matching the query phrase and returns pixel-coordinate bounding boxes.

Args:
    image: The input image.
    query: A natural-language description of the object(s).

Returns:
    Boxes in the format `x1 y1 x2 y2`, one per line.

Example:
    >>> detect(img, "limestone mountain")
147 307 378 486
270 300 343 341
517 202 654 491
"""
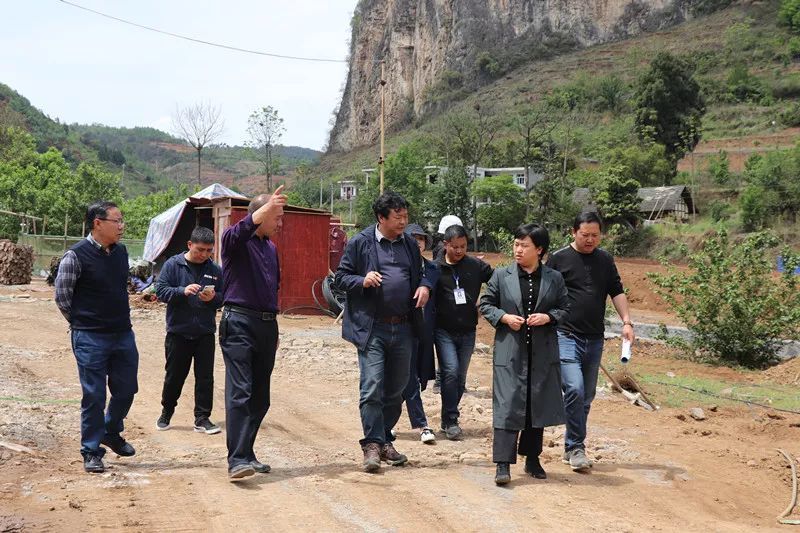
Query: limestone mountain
328 0 727 152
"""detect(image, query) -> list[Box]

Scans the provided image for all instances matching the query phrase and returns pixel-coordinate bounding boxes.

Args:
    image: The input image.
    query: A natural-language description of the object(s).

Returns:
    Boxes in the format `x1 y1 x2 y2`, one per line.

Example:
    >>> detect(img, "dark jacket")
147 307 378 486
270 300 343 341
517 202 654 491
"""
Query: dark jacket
416 257 440 387
334 226 434 351
479 263 569 430
155 253 223 338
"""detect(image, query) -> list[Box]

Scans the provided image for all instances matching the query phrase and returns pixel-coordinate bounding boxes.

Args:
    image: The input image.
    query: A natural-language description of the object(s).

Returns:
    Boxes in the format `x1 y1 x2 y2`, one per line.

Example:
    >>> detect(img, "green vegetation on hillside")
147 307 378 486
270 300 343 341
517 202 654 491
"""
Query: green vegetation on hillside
319 1 800 253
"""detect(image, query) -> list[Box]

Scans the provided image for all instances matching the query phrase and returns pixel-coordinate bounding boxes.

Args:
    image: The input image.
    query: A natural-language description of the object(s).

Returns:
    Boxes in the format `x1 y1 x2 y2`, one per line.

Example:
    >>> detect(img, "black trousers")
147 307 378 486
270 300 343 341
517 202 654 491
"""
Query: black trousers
161 332 215 421
493 339 544 464
219 309 278 470
493 427 544 464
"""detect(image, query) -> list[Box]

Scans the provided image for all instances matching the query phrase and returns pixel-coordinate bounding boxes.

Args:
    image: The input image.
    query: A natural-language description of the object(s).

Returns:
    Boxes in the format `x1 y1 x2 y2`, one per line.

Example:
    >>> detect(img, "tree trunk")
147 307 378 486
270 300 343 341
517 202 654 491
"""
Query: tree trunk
266 143 272 191
196 148 202 186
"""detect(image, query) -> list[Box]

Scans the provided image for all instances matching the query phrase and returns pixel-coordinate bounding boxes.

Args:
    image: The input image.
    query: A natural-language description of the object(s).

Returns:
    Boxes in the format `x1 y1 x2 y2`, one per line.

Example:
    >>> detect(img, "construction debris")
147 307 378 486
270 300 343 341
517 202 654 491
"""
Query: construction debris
0 240 34 285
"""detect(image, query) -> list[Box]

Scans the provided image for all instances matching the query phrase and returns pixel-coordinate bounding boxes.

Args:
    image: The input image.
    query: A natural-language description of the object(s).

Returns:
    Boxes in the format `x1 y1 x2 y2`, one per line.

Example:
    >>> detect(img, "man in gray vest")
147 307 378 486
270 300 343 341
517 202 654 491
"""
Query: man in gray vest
55 201 139 474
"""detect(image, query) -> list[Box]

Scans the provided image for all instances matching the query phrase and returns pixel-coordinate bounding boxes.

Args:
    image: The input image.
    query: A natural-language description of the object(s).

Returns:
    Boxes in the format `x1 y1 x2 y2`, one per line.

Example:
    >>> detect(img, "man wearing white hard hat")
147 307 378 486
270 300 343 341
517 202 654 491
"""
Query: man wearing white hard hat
431 215 463 261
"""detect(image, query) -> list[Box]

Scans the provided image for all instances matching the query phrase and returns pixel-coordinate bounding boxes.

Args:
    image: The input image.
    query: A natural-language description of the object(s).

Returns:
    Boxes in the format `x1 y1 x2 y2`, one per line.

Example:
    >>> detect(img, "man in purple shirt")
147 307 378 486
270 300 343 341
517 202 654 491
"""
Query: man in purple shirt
219 185 287 481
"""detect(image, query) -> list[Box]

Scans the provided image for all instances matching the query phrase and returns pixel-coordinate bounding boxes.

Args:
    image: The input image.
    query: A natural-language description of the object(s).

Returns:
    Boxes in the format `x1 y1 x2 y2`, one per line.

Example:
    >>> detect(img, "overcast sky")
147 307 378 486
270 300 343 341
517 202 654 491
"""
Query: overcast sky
1 0 356 150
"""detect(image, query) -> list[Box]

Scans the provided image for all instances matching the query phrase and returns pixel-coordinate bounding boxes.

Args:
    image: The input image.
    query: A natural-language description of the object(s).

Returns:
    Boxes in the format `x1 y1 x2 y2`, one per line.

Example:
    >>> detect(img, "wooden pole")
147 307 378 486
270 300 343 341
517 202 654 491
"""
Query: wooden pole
42 216 47 235
379 60 386 194
63 213 68 251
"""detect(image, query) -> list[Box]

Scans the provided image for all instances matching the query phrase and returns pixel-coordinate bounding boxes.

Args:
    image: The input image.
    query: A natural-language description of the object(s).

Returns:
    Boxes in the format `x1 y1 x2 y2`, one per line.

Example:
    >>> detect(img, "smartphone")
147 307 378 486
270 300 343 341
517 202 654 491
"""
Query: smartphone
202 285 214 293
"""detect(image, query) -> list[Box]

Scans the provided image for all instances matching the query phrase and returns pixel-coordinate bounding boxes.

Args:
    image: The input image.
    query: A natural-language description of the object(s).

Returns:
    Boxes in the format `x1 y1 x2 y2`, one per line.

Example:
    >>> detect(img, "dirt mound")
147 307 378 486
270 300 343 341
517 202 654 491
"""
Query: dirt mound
763 357 800 386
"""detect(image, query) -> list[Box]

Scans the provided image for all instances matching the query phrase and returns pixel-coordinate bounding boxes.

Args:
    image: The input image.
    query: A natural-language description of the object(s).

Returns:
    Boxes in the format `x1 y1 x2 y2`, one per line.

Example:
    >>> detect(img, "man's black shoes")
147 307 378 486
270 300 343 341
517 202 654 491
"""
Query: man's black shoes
524 456 547 479
250 460 271 473
229 463 255 481
83 454 105 473
494 462 511 485
101 434 136 457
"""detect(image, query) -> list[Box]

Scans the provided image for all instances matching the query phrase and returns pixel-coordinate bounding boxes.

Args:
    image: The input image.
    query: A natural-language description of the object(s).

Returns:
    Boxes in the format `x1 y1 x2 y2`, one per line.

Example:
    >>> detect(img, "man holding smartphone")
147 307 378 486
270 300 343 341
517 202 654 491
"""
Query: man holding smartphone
155 226 224 435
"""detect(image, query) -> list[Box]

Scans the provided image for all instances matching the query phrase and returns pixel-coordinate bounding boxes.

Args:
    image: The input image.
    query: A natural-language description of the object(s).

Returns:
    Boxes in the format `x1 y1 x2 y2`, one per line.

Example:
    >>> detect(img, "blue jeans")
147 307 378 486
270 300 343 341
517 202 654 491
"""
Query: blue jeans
71 329 139 458
558 331 604 452
402 342 428 429
435 329 476 426
357 322 413 445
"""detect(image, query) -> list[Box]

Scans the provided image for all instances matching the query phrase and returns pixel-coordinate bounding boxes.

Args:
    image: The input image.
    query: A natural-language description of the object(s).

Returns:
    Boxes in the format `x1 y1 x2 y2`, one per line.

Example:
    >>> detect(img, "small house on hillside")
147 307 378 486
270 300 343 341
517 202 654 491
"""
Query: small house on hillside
143 183 335 314
571 185 697 223
638 185 696 221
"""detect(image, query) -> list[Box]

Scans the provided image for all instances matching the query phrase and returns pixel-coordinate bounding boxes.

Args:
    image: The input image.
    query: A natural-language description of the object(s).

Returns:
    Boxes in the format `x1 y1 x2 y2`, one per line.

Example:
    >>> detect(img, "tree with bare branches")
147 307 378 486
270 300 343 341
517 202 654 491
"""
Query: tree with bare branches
171 102 224 186
246 106 285 190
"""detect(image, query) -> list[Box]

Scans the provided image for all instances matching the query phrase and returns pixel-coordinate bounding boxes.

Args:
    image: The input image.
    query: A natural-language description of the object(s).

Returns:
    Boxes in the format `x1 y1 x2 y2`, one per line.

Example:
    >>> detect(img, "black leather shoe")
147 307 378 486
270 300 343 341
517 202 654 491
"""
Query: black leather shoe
83 454 105 473
524 456 547 479
101 434 136 457
250 460 271 473
494 462 511 485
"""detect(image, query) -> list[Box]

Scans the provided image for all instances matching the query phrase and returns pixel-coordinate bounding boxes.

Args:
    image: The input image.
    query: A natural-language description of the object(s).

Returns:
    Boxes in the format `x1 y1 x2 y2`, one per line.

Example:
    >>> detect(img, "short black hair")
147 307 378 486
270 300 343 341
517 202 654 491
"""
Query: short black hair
573 211 604 232
189 226 215 244
372 190 409 220
443 224 467 241
85 201 118 229
513 223 550 259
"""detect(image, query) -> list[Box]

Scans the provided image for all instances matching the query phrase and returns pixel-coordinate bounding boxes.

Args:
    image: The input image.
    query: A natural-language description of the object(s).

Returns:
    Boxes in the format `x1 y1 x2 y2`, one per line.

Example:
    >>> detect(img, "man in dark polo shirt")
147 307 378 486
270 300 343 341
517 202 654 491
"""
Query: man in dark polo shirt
55 201 139 474
335 191 433 473
154 226 223 435
546 211 635 472
219 185 287 481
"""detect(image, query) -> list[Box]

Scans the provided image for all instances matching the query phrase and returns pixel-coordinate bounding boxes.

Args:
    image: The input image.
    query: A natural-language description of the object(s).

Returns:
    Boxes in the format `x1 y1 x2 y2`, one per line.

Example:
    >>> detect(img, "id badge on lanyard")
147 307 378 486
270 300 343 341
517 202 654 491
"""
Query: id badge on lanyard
453 273 467 305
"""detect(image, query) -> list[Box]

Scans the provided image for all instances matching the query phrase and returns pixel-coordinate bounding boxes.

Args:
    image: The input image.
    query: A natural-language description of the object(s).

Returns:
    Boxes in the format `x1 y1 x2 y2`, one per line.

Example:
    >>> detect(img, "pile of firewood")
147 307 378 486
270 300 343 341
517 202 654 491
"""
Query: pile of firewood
0 240 34 285
46 256 61 286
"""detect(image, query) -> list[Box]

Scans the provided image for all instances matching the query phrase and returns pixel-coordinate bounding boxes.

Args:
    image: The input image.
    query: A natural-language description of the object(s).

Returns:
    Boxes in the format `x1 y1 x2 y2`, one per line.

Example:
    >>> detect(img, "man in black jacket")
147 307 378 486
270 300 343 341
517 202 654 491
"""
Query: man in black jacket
434 224 493 440
334 191 433 472
155 226 224 435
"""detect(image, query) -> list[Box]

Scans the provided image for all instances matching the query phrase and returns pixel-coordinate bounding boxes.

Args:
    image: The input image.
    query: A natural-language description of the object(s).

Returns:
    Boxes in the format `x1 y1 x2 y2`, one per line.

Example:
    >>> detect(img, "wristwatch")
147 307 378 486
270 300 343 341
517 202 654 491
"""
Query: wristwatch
623 320 634 328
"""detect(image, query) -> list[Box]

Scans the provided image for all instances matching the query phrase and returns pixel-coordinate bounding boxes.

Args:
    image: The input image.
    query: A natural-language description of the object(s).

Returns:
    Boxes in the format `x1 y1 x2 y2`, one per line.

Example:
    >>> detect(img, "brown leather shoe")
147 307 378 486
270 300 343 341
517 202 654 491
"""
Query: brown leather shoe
380 442 408 466
362 442 381 472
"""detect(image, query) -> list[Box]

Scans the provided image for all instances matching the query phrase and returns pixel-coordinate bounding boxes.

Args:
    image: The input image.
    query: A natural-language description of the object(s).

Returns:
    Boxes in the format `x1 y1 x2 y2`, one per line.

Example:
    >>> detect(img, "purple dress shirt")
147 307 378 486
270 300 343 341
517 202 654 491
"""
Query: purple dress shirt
221 213 280 312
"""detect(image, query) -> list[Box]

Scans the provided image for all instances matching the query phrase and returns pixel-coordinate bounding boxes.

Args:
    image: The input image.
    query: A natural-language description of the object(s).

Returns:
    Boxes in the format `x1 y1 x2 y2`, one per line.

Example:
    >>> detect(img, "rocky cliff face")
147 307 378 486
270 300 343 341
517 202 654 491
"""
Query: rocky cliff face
328 0 702 153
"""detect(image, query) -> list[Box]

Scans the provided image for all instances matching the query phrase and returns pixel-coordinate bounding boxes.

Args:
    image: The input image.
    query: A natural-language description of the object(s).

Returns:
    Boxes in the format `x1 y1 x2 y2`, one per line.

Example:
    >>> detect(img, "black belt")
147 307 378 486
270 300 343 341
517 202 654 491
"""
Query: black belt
376 315 408 324
226 305 277 321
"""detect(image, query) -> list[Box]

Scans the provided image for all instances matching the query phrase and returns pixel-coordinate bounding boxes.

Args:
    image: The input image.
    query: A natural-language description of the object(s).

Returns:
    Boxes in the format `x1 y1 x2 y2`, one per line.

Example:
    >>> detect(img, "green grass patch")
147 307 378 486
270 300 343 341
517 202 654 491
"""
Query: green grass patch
600 365 800 411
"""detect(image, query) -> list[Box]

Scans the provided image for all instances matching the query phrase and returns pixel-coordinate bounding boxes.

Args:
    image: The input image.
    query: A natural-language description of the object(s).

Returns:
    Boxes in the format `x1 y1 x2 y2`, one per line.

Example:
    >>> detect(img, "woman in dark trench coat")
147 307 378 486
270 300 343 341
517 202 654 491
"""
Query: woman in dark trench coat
479 223 569 485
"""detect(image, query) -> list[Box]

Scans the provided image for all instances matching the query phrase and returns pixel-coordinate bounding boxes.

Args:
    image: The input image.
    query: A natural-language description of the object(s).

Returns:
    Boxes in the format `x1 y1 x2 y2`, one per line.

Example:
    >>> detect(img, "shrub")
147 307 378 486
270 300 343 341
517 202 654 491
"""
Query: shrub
649 231 800 368
779 0 800 34
789 36 800 59
708 200 732 222
706 150 732 185
475 52 502 79
780 102 800 126
726 64 766 103
605 224 655 257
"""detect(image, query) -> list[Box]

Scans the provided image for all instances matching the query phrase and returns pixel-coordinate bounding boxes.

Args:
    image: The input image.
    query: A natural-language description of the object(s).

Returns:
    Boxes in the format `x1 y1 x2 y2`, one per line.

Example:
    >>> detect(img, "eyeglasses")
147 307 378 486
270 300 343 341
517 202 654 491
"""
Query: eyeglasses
98 217 125 226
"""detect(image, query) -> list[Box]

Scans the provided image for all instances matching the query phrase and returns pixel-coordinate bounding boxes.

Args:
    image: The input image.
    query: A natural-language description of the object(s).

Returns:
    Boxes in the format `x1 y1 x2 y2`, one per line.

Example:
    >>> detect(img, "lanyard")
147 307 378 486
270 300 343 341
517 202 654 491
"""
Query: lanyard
453 273 460 289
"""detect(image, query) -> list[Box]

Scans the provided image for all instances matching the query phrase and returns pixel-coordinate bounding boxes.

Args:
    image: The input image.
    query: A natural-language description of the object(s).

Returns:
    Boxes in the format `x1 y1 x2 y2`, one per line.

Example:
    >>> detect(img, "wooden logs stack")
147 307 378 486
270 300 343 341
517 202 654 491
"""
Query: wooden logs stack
0 240 34 285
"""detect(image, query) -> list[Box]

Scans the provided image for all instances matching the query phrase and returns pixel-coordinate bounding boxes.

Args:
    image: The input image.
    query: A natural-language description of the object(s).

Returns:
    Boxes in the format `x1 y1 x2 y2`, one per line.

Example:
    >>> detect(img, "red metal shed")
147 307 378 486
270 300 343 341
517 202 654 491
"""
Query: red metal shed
227 204 332 314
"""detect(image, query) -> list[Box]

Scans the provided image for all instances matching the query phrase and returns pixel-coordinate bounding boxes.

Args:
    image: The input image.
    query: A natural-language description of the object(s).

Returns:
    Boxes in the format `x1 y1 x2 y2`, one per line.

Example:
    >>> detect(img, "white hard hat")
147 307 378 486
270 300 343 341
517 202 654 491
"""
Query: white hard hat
438 215 464 234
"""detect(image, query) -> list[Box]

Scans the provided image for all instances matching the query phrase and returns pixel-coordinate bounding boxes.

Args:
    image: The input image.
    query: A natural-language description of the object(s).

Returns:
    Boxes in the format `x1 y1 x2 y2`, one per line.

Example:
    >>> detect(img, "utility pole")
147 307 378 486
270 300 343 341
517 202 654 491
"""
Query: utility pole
379 60 386 194
330 181 334 214
121 163 125 187
319 177 323 209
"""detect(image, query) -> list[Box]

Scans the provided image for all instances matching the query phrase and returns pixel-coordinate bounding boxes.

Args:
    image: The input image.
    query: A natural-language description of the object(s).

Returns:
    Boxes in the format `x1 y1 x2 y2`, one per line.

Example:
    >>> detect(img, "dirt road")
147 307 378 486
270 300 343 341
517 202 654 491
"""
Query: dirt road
1 289 799 531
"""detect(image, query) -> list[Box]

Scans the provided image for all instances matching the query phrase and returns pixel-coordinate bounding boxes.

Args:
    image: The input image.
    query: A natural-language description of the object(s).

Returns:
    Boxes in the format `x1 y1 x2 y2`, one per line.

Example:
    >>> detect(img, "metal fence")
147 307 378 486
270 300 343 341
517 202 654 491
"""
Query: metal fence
17 233 146 275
